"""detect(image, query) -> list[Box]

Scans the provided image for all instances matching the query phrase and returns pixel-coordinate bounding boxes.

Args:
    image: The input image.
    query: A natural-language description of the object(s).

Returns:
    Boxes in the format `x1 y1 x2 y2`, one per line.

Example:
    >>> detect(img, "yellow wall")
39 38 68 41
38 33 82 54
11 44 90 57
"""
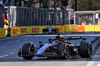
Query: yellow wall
84 25 95 32
11 26 64 37
10 25 100 37
0 28 6 39
64 24 77 32
95 25 100 32
0 24 100 39
11 26 42 36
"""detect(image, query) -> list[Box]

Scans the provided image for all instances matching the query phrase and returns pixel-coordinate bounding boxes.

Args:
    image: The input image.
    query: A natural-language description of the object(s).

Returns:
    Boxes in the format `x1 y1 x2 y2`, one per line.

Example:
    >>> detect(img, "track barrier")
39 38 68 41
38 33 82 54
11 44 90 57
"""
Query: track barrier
11 26 64 37
1 25 100 38
77 26 85 32
0 28 6 38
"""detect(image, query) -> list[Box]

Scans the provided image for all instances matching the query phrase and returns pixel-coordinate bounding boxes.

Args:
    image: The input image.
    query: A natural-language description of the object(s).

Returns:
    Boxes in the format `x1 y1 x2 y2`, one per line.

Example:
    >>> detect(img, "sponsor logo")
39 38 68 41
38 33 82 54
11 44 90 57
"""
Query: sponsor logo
32 28 39 33
13 29 18 35
56 27 62 32
20 28 27 34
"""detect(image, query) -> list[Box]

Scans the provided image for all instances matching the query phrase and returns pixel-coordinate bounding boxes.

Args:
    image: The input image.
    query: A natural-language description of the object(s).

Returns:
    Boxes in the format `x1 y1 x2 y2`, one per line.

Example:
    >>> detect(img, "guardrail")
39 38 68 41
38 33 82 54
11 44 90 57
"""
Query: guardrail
1 24 100 38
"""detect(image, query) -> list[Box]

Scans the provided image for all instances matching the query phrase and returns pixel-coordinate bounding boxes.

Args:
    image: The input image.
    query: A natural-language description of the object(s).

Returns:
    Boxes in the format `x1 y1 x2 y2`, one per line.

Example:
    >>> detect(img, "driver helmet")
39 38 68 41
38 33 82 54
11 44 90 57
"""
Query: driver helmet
56 35 63 39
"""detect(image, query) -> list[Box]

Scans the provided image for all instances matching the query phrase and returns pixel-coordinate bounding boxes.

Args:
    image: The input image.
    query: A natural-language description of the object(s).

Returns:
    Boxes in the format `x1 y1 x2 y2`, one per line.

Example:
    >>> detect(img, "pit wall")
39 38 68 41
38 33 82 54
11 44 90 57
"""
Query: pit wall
0 28 6 38
1 25 100 38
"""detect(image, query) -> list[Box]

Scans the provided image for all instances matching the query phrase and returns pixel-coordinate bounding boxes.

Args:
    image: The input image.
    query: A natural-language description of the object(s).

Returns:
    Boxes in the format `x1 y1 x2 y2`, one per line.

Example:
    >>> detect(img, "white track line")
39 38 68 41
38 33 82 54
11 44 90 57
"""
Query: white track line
9 52 15 55
0 52 15 58
0 54 9 58
86 61 94 66
86 55 100 66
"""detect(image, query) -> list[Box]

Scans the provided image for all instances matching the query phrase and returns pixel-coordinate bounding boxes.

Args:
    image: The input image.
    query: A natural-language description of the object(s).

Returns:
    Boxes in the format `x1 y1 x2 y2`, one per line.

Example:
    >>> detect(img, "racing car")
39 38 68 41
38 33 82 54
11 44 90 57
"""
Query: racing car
42 27 59 34
18 34 92 60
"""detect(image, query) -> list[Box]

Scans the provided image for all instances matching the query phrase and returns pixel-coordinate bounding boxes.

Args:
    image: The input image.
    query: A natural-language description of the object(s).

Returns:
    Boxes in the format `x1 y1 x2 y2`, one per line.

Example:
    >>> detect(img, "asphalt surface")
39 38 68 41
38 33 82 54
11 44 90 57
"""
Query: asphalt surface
0 34 100 66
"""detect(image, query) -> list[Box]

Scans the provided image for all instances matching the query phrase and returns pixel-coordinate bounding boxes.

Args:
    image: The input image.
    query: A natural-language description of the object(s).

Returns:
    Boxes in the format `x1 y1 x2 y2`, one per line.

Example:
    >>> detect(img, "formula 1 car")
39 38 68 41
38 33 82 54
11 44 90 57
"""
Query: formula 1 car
42 27 59 34
18 35 92 60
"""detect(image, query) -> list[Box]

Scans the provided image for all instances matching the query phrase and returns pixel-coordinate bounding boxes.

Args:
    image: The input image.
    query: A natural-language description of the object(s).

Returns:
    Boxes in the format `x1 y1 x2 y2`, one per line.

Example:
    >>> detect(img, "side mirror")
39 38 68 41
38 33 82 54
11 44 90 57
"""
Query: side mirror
39 41 43 43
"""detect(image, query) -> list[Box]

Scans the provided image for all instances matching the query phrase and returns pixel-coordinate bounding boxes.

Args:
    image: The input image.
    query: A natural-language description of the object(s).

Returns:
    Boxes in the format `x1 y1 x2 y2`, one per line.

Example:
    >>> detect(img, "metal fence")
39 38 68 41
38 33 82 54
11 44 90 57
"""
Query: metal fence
74 11 94 25
10 7 69 27
0 6 4 28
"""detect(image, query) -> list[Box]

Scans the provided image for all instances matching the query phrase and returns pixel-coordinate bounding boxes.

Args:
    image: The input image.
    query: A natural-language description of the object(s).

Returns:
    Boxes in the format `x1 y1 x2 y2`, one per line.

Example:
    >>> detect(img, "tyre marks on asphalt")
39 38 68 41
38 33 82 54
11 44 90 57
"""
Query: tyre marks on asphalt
86 47 100 66
0 52 15 59
86 38 100 66
92 43 100 56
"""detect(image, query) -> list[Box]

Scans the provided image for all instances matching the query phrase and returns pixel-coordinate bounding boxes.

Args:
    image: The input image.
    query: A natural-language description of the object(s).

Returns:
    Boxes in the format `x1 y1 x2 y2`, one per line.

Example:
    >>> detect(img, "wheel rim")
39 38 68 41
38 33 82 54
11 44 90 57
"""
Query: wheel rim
63 48 69 59
88 44 92 56
62 49 64 56
65 48 69 59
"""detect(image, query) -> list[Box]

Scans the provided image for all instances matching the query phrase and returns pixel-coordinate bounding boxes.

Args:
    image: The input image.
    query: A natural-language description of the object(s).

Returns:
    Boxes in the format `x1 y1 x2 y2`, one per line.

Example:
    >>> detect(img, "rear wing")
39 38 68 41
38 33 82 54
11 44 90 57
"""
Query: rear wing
65 36 86 40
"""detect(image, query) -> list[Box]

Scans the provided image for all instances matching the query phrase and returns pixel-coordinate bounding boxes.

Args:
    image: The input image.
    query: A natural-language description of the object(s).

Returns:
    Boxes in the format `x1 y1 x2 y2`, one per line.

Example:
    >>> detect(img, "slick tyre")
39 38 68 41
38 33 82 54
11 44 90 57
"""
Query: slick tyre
58 44 69 59
43 29 48 34
22 43 34 60
80 42 92 58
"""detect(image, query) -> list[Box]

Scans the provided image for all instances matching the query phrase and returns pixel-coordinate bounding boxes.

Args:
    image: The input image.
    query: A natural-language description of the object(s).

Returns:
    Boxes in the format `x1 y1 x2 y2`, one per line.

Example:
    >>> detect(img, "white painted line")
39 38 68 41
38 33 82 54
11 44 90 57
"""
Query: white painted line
0 54 9 58
86 61 94 66
86 55 100 66
97 64 100 66
9 52 15 55
93 55 100 57
0 52 15 58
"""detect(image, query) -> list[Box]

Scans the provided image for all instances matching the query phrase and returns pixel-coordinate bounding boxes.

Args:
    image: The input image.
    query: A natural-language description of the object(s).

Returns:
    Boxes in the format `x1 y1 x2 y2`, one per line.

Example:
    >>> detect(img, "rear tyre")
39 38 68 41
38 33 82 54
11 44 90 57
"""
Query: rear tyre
80 42 92 58
42 29 49 34
22 43 34 60
58 44 69 59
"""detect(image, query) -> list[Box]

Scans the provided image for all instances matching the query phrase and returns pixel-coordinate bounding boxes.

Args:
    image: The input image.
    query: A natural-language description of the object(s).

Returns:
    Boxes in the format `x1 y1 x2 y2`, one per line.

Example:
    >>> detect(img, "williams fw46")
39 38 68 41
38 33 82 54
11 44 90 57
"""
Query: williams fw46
18 35 92 60
42 27 59 34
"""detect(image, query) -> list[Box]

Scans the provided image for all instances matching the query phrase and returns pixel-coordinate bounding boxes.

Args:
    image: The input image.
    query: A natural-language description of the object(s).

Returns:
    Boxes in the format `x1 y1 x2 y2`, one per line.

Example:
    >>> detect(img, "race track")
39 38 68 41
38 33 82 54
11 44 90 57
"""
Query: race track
0 34 100 66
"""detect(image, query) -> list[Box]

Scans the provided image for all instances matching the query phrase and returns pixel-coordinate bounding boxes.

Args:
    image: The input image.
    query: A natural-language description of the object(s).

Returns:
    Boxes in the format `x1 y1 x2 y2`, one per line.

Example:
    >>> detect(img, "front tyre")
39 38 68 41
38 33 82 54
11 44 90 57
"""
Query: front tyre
22 43 34 60
23 56 33 60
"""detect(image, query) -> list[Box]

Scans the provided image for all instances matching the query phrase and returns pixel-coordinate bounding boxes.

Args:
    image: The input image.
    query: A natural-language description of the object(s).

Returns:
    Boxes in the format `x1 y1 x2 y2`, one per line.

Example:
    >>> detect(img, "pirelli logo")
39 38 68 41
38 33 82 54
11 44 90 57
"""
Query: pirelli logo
32 28 39 33
20 28 27 34
13 29 18 35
